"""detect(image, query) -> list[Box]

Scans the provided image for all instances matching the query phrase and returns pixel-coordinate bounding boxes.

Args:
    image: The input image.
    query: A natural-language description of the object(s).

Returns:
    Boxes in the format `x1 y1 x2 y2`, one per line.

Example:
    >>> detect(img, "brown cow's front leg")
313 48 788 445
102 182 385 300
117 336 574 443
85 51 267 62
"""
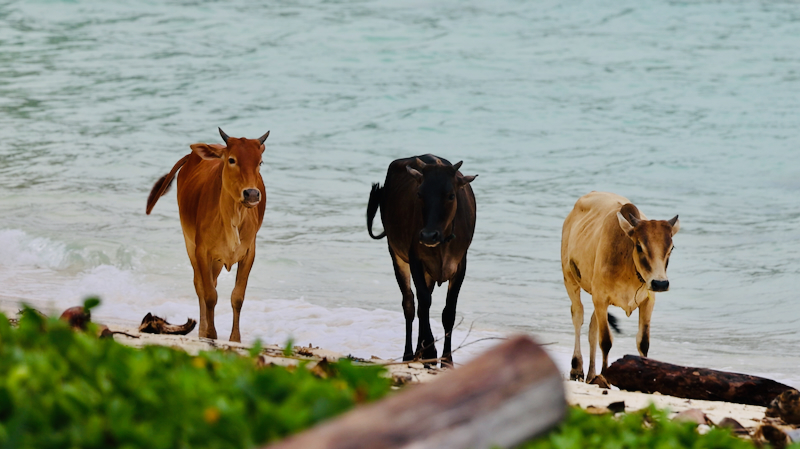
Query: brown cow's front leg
409 255 437 362
637 292 655 357
195 250 219 340
230 247 256 343
389 247 415 361
441 255 467 368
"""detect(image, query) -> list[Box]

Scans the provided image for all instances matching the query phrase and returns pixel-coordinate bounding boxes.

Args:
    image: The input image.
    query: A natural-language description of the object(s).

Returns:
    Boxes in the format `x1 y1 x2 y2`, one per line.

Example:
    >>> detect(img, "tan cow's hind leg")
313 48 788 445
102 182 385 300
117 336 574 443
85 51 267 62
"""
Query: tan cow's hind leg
587 309 598 382
637 292 655 357
230 247 256 343
565 275 584 381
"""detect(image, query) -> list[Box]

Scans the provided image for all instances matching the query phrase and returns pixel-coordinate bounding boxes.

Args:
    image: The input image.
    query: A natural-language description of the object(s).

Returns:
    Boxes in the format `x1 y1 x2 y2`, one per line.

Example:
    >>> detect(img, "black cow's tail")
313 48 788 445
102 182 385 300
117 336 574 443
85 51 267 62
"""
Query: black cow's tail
608 312 621 335
367 183 386 239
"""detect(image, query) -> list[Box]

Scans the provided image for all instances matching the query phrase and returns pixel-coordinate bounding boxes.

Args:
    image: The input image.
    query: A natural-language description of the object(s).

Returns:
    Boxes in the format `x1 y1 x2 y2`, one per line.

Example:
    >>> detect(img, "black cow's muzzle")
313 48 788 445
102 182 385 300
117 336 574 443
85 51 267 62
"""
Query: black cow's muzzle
419 230 441 247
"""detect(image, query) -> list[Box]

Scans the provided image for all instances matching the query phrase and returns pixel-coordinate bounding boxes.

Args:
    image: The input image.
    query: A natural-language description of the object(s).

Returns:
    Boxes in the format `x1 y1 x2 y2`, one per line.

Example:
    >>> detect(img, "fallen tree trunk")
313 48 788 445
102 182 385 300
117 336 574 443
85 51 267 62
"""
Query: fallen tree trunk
264 335 566 449
604 355 794 407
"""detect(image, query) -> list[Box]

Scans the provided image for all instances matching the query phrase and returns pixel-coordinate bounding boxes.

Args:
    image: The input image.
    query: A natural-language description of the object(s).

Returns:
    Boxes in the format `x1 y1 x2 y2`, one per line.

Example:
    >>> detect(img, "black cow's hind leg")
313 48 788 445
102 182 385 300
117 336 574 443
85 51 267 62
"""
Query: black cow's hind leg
410 255 437 361
389 247 415 361
441 255 467 368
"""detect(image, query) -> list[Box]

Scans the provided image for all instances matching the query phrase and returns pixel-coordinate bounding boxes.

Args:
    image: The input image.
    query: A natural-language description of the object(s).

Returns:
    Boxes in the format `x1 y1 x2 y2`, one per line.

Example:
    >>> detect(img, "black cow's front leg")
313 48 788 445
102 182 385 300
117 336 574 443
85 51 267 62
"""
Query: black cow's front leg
389 247 415 361
410 255 437 361
441 255 467 368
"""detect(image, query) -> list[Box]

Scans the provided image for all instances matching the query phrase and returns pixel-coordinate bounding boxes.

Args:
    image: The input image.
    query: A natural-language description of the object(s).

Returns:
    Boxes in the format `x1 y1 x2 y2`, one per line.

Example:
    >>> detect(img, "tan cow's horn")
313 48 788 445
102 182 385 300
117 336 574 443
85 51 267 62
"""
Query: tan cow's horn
258 131 270 144
219 127 230 144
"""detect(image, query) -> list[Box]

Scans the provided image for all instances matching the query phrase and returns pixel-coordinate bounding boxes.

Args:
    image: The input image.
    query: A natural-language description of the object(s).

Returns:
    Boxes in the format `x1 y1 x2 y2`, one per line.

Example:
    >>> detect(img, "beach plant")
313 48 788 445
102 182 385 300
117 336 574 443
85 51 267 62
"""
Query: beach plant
0 301 391 449
519 405 798 449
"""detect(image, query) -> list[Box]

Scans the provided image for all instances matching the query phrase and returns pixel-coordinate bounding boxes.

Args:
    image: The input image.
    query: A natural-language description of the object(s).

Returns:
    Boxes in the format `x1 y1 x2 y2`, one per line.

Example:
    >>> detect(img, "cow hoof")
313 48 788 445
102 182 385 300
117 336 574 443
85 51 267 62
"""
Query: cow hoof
440 357 454 369
570 369 584 382
402 353 415 362
588 374 610 389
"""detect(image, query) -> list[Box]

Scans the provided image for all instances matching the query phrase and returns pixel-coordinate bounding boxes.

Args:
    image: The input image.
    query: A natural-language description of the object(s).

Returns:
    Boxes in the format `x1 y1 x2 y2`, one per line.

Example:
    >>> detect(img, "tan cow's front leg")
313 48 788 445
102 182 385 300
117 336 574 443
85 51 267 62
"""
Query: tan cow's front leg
587 298 612 383
195 249 219 340
637 292 655 357
230 247 256 343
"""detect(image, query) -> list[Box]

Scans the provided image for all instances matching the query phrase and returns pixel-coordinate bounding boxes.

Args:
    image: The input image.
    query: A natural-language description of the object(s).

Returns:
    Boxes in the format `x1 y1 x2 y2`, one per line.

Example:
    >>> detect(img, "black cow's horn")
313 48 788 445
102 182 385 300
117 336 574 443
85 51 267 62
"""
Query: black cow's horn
415 157 427 169
258 131 270 144
453 161 463 171
219 127 230 144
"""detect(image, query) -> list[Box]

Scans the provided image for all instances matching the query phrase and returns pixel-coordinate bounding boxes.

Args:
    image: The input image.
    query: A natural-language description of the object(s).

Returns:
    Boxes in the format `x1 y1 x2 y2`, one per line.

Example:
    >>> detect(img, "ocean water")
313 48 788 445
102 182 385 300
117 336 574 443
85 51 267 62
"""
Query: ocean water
0 0 798 386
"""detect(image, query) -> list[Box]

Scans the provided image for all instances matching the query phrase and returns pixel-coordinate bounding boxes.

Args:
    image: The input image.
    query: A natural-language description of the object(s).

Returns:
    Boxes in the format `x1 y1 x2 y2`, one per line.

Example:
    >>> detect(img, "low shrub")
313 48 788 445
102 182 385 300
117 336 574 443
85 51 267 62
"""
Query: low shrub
0 302 392 449
520 405 799 449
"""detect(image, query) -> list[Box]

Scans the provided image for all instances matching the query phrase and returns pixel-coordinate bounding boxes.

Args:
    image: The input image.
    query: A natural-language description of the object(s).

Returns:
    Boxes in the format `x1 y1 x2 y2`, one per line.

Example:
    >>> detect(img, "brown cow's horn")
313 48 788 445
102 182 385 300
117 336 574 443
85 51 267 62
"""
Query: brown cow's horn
453 161 463 171
258 131 270 144
668 215 679 226
219 127 230 144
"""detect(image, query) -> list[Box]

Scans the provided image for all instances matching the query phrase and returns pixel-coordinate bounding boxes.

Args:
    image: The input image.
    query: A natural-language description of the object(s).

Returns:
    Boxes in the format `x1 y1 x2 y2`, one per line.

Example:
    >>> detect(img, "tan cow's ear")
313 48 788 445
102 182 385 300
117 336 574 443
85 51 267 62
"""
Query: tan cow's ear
190 143 224 160
668 215 680 236
617 211 635 237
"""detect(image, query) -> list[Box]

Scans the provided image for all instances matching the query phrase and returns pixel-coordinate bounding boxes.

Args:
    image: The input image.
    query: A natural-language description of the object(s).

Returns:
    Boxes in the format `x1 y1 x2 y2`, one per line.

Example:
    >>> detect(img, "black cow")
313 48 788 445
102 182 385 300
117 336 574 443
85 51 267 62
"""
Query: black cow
367 154 477 367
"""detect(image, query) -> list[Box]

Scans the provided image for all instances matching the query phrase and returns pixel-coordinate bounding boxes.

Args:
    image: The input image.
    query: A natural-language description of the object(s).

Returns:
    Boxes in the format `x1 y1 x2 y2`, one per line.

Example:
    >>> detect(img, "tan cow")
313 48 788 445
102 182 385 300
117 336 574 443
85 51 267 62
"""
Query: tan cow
146 128 268 342
561 191 679 383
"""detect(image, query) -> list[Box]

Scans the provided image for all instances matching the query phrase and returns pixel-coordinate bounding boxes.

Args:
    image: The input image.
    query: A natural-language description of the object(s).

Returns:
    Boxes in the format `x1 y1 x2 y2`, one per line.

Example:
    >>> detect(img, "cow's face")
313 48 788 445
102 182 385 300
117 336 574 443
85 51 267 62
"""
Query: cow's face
407 158 476 247
190 129 268 208
617 213 680 292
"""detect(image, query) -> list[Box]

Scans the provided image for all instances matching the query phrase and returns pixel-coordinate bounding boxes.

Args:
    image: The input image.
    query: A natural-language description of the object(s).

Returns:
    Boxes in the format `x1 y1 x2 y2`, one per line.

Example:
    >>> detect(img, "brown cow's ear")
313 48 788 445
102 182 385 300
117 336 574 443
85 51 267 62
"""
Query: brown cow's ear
617 211 635 237
668 215 680 236
407 165 423 182
190 143 225 160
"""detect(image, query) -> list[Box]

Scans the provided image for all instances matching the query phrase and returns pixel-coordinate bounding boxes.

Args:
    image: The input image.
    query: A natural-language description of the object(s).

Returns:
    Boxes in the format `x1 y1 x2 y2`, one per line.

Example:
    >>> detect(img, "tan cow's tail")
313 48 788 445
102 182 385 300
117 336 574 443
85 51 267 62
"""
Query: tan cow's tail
146 154 190 215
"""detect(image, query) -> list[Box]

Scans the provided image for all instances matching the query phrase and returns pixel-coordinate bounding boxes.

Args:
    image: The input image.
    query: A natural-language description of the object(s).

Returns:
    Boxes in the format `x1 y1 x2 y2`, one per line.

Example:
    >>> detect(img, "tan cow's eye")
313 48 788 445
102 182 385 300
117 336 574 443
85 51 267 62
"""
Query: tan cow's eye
635 243 643 252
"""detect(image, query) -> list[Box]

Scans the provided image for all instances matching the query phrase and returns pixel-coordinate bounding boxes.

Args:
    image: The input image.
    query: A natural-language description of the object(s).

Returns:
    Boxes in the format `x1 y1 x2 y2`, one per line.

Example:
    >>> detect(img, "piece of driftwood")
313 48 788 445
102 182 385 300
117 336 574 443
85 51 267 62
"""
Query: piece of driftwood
264 335 566 449
604 355 794 407
60 306 91 330
138 313 197 335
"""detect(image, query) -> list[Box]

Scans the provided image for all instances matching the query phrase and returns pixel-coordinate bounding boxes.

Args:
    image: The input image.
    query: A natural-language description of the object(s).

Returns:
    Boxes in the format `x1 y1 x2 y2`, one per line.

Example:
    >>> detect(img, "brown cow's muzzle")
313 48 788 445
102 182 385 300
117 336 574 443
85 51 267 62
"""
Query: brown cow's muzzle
242 189 261 208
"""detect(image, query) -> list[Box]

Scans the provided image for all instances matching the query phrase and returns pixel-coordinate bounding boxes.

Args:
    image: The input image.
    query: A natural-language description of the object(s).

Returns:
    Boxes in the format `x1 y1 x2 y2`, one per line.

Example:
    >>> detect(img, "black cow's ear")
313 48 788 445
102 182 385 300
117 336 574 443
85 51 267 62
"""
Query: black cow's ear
407 165 424 182
457 174 477 188
190 143 225 160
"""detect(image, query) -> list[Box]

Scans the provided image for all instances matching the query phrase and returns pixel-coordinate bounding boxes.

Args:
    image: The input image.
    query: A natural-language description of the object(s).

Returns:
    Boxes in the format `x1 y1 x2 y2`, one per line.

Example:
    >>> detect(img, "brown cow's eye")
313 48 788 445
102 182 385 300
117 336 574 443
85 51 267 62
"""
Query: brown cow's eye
228 158 235 164
259 161 263 166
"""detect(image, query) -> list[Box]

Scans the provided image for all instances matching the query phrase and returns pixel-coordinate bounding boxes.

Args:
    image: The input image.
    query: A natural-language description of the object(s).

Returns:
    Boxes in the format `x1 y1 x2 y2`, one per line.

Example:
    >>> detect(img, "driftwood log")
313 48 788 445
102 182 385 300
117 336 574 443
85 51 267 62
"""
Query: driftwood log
604 355 794 407
138 313 197 335
264 335 566 449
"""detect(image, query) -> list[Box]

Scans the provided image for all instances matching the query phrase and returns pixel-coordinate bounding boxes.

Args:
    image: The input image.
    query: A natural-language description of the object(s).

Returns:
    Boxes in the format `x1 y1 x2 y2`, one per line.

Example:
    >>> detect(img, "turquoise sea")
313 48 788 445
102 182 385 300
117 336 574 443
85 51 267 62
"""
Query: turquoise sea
0 0 798 386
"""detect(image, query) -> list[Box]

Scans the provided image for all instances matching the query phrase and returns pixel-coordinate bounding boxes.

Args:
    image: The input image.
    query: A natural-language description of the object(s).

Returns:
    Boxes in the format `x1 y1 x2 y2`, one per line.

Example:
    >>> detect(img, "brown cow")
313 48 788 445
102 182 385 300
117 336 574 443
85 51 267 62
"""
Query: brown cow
146 128 268 342
367 155 477 367
561 191 679 383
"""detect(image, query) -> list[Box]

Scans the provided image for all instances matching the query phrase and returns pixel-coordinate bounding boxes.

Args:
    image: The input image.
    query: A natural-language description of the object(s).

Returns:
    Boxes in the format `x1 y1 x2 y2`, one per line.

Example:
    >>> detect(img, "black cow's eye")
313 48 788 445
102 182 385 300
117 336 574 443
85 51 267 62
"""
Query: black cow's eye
417 192 422 199
448 193 456 200
228 158 236 164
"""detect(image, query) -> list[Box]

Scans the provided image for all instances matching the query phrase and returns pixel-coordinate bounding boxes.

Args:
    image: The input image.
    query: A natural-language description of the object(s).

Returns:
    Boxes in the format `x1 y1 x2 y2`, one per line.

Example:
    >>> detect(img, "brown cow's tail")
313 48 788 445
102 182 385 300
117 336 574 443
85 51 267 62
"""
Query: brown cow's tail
146 155 190 215
367 183 386 239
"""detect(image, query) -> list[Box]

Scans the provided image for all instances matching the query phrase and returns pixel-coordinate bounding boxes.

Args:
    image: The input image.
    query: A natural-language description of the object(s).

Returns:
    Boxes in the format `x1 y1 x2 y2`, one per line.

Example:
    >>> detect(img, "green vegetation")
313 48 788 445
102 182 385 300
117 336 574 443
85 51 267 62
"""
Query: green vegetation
521 405 799 449
0 301 392 449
